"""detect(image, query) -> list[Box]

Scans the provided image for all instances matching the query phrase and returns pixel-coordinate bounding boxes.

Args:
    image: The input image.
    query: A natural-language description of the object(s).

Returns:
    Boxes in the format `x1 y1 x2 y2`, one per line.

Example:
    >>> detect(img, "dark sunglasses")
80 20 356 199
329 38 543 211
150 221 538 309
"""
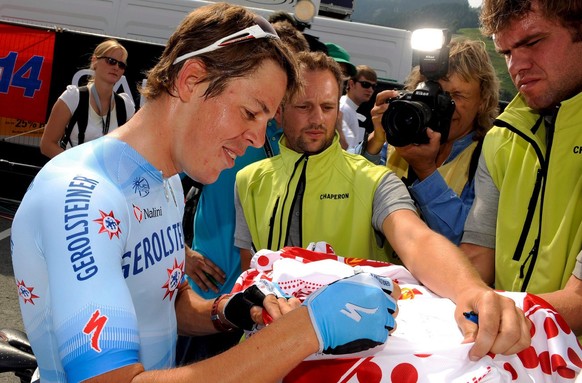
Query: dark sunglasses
356 80 377 90
98 56 127 70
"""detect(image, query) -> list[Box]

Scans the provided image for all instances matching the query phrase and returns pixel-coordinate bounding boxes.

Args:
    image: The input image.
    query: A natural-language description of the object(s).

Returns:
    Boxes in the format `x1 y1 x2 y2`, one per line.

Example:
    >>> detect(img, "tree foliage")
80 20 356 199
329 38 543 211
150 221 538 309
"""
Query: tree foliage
352 0 479 32
350 2 517 101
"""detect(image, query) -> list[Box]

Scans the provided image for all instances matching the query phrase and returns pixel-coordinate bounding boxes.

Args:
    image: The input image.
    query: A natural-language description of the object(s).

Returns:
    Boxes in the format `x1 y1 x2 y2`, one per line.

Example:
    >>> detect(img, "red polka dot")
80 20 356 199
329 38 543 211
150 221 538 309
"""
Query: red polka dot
503 362 518 380
549 353 578 379
257 255 270 267
517 346 539 369
539 351 551 375
391 363 419 383
550 353 566 370
567 347 582 368
555 314 572 335
413 354 432 358
543 317 559 339
557 367 577 379
356 359 382 383
522 294 535 312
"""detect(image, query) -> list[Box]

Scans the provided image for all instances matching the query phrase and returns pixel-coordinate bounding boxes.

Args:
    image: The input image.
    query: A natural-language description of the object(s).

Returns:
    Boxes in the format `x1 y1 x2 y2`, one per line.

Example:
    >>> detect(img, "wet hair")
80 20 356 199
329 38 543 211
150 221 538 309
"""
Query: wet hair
480 0 582 42
141 2 300 102
404 37 499 140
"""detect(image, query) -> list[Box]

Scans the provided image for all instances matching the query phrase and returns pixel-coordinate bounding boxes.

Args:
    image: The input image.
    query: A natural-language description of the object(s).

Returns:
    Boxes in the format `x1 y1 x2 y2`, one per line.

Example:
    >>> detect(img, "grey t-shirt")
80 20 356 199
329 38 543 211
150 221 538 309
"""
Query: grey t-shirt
574 250 582 281
462 155 582 280
234 171 416 251
461 155 498 249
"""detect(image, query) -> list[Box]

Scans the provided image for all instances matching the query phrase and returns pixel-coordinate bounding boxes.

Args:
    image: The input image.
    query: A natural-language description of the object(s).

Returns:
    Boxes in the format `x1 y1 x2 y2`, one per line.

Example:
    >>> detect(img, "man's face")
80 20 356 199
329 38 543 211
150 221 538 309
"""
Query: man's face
438 73 481 142
281 69 339 155
493 3 582 110
178 59 287 184
348 77 376 105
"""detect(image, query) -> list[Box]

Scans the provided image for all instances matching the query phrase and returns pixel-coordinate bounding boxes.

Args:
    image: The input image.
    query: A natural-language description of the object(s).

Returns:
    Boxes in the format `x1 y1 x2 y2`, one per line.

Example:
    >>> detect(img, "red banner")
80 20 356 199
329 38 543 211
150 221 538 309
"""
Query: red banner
0 24 55 123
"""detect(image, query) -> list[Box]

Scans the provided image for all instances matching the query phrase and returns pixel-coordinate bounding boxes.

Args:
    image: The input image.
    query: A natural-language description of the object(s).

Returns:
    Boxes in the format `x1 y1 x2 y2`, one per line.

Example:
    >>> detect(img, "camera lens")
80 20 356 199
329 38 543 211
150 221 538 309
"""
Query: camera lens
383 100 432 147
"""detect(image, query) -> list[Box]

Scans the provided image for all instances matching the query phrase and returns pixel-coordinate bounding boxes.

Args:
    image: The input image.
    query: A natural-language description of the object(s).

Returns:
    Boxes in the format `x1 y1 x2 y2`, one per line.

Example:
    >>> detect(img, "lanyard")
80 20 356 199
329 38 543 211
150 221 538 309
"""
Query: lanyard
90 84 113 135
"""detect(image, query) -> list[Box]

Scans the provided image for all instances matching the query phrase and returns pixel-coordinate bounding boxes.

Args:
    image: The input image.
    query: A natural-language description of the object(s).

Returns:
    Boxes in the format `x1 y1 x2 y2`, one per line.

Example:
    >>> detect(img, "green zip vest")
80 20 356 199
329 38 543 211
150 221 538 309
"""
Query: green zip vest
236 135 393 262
483 92 582 293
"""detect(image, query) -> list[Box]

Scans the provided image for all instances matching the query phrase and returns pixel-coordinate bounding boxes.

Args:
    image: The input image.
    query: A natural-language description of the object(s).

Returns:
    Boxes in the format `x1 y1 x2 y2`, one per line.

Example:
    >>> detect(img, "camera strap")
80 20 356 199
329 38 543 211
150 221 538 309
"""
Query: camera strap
402 168 418 186
467 139 483 183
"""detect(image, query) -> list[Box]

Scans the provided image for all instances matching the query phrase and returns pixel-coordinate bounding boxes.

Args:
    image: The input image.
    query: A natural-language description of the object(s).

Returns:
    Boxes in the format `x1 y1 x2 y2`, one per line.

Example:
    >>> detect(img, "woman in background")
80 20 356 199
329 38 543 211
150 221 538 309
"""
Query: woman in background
40 39 135 158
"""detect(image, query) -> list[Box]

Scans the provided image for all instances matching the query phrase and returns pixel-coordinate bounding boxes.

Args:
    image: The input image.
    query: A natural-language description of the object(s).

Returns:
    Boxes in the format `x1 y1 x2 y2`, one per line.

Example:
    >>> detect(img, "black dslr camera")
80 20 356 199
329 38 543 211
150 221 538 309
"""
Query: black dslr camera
382 29 455 147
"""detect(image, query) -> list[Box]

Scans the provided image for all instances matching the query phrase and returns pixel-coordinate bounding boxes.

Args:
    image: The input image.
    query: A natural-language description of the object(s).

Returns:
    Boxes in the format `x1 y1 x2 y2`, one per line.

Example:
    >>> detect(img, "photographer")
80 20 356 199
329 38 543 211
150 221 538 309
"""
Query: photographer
365 37 499 245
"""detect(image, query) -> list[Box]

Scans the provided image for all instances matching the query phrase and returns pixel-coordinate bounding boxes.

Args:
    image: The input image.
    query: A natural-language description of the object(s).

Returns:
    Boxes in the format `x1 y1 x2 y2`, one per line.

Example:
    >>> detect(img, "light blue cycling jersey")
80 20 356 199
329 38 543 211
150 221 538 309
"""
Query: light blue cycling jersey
11 137 185 382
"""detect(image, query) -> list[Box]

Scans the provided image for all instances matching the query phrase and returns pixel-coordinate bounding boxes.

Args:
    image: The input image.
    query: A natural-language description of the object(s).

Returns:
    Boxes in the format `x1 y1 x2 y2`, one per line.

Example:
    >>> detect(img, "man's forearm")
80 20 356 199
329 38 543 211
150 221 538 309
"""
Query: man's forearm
459 243 495 286
365 131 385 155
175 283 216 336
538 276 582 335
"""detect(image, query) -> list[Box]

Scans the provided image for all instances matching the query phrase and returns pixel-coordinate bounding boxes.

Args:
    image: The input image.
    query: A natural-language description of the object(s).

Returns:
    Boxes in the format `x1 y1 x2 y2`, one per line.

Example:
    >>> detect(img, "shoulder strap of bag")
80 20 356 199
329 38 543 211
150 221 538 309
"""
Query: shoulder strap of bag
60 86 89 149
113 92 127 126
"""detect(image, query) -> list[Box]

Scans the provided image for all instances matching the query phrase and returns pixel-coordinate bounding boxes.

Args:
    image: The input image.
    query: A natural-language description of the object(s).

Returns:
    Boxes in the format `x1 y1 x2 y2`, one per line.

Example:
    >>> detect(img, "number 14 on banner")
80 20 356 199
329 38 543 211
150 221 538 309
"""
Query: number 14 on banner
0 51 43 97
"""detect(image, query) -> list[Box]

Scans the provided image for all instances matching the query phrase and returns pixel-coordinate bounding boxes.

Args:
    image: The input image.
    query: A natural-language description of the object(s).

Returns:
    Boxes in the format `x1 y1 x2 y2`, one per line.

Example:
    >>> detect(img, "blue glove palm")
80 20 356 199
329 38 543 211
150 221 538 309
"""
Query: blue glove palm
302 272 397 355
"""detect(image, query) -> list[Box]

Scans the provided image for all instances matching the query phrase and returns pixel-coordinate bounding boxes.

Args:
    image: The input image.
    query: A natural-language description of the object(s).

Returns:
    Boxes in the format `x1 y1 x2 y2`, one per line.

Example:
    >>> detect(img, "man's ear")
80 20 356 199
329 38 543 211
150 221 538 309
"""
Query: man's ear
346 78 355 92
274 105 283 125
175 59 207 102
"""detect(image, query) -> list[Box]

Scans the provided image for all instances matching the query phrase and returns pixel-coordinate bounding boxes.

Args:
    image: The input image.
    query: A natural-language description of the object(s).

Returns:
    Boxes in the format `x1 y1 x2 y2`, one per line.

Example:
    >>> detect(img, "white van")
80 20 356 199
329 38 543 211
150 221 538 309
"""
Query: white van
0 0 413 83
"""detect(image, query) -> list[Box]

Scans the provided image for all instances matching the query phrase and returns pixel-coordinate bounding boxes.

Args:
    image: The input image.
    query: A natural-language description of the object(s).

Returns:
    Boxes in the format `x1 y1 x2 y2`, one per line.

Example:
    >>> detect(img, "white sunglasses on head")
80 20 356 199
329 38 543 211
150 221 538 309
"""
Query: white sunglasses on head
173 19 279 65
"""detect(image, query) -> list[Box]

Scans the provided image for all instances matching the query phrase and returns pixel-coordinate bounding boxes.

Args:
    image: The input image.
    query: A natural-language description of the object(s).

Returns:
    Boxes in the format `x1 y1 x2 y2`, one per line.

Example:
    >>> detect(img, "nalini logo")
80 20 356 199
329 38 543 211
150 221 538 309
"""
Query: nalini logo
133 204 143 222
132 204 162 222
162 258 184 301
16 280 39 305
143 206 163 219
133 177 150 197
94 210 122 239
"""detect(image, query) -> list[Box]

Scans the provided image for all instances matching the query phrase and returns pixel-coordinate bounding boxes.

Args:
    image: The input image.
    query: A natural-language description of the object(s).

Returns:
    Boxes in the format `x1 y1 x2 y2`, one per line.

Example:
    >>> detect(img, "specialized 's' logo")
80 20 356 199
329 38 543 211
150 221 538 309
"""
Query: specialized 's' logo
94 210 121 239
83 309 108 352
162 258 184 301
16 280 39 305
133 177 150 197
340 303 378 322
133 204 143 222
